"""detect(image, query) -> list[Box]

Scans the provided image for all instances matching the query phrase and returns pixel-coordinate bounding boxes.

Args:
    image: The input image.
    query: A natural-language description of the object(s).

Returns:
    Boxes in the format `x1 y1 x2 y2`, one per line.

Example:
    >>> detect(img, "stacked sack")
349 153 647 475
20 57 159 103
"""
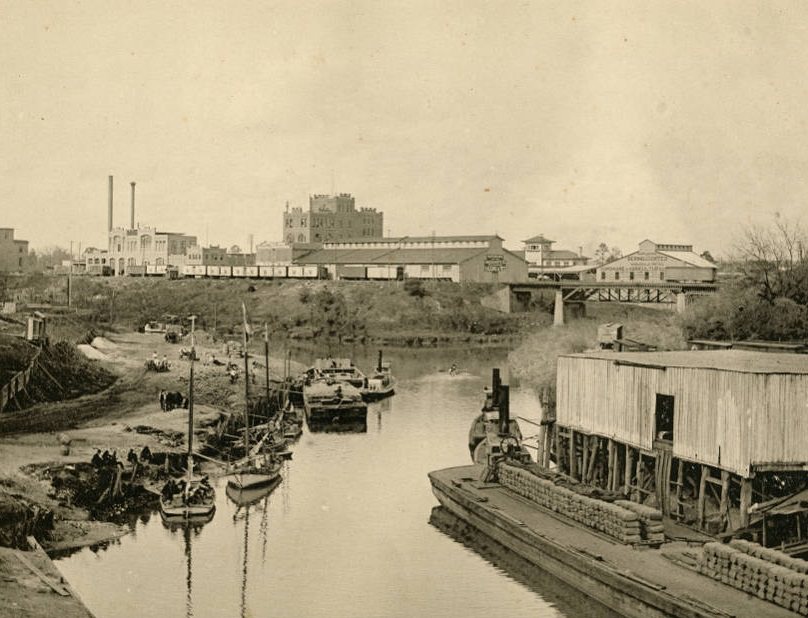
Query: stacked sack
699 541 808 615
499 464 660 545
614 500 665 544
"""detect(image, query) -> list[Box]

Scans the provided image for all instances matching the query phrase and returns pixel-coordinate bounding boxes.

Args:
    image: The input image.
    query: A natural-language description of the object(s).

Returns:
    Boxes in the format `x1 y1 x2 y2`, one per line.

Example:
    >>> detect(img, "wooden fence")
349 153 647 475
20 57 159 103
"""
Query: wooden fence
0 349 40 412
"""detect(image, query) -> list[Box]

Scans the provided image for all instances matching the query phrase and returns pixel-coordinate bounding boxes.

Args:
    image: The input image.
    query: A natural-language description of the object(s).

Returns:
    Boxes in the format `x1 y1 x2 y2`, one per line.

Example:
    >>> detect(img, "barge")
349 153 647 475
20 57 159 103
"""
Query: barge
429 359 808 617
302 379 367 429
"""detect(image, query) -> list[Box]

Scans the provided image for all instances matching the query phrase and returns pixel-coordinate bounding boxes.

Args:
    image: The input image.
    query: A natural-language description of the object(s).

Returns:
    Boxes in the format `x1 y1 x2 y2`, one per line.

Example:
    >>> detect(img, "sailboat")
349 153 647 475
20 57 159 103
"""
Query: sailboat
226 309 283 492
160 315 216 522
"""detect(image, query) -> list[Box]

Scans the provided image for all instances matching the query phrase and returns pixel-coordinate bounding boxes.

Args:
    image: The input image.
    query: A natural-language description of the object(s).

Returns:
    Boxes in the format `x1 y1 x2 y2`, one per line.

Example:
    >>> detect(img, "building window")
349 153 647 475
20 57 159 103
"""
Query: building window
655 394 674 441
644 272 649 280
629 271 634 280
660 271 664 280
600 271 606 280
614 272 620 280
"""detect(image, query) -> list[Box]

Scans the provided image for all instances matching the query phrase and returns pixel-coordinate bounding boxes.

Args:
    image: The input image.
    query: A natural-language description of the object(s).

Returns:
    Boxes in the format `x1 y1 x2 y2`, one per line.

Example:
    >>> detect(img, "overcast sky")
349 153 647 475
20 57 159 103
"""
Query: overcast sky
2 1 807 257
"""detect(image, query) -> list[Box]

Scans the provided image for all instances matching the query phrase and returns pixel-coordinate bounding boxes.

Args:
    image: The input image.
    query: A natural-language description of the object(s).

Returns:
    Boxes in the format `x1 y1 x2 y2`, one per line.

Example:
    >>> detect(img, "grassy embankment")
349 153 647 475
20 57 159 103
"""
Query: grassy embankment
69 277 549 345
509 303 686 401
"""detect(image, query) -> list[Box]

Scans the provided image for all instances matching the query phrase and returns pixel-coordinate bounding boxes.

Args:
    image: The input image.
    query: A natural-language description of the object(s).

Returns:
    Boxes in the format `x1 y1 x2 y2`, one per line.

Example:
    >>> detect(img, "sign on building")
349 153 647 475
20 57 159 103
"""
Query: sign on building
484 255 507 272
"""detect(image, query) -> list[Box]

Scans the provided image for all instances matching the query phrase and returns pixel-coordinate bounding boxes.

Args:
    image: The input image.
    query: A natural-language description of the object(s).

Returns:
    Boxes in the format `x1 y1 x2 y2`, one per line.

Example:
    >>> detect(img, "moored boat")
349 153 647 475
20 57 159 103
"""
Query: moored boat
226 308 284 491
225 475 282 507
361 350 396 401
303 379 367 428
309 357 366 388
160 315 216 523
429 368 800 618
468 369 530 464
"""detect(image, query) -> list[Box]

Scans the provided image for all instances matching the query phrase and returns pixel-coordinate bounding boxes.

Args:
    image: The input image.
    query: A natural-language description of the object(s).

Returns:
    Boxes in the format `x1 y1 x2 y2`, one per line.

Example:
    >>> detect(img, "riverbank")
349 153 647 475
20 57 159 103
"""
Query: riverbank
0 329 308 618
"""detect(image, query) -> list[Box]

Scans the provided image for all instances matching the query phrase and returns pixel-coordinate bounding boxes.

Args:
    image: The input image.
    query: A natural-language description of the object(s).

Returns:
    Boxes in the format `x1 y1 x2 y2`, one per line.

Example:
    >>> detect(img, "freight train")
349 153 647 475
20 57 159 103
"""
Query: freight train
118 264 328 280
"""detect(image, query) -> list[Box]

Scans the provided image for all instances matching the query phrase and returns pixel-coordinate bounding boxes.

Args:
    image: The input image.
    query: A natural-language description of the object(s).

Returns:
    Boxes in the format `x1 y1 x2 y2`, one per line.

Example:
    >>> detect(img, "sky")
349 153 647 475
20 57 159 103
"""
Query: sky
2 1 808 257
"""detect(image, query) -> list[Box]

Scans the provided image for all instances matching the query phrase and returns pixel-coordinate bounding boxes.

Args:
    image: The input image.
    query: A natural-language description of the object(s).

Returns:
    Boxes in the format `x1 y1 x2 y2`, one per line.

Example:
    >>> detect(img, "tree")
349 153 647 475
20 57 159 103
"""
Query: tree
594 243 622 264
594 243 610 264
700 250 716 264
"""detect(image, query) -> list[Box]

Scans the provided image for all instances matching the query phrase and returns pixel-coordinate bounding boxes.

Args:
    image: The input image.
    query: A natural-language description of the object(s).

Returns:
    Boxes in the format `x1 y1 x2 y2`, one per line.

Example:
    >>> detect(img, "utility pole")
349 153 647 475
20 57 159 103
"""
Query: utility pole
67 241 73 308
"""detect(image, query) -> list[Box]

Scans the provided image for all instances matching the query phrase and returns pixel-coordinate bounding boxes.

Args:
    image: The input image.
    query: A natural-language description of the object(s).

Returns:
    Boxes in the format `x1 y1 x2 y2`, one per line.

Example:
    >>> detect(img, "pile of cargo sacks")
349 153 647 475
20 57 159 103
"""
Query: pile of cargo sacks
499 464 664 545
700 540 808 615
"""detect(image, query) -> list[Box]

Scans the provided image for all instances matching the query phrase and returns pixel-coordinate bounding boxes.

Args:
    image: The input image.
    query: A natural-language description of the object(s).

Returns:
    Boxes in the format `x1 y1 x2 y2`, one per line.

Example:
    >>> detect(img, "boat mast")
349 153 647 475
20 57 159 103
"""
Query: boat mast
264 323 270 417
242 303 250 458
187 315 196 491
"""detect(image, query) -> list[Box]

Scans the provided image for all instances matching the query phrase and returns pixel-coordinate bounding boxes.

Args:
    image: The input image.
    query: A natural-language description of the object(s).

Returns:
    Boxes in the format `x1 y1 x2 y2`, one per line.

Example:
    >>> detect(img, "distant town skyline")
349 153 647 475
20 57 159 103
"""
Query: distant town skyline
4 2 807 258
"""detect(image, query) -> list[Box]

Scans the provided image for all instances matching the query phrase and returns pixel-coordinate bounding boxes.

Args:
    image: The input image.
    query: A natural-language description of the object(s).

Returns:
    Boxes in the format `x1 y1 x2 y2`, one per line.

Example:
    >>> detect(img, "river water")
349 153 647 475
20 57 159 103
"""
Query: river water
56 346 615 618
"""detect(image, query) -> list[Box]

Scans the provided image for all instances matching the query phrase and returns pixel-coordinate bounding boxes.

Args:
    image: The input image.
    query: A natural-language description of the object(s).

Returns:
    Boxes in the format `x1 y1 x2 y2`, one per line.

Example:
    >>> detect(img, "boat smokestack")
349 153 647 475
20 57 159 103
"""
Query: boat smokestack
378 350 383 372
130 182 136 229
107 176 113 232
498 384 510 435
491 368 501 408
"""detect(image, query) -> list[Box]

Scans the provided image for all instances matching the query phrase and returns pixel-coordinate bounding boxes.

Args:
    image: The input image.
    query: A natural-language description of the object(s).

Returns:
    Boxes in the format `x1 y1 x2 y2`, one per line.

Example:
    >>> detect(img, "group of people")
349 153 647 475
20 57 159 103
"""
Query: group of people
147 351 170 371
91 446 151 468
160 475 213 505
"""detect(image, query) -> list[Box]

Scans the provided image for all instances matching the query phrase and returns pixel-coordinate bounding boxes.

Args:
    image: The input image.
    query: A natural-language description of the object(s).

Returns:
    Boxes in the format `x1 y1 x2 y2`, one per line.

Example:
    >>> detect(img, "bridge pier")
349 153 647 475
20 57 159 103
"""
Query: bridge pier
553 290 565 326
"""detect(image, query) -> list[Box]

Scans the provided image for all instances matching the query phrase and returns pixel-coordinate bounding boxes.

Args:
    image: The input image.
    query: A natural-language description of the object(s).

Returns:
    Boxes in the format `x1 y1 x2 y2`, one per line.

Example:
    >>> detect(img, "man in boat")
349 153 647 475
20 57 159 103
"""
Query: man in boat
139 445 152 462
160 354 169 371
91 449 103 468
449 363 458 376
159 389 167 411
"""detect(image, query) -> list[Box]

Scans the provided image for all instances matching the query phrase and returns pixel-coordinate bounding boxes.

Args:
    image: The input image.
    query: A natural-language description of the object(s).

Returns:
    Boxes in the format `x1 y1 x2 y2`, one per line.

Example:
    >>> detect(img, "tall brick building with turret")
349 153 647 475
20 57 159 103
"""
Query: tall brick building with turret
283 193 383 244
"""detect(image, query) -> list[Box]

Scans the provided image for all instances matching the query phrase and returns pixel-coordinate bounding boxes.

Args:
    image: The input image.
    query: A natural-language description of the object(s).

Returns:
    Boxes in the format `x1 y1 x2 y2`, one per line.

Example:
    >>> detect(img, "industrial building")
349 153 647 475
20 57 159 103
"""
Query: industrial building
295 235 528 283
255 241 320 265
283 193 383 244
105 177 196 275
596 240 716 283
0 228 28 272
554 350 808 536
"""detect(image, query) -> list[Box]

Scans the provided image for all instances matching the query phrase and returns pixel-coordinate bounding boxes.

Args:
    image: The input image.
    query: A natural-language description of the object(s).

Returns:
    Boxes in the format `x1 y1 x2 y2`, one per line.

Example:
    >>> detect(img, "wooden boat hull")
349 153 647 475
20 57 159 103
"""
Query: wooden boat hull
428 465 794 618
226 471 281 491
361 384 395 402
159 498 216 522
225 478 281 507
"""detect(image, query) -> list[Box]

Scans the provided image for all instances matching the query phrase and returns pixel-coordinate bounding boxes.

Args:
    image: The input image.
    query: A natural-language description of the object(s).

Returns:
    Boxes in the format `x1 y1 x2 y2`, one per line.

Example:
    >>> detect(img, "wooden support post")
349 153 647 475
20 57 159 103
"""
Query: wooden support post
580 434 589 483
553 426 561 473
624 447 634 497
719 470 731 531
674 459 684 520
543 424 553 469
569 430 578 480
697 465 709 529
634 452 643 502
740 477 753 528
586 437 600 484
607 440 615 491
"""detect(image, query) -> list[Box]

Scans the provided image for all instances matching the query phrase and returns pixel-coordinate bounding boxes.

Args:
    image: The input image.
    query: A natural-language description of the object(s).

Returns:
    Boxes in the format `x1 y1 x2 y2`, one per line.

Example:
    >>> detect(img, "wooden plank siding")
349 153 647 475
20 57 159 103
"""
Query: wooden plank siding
557 356 808 477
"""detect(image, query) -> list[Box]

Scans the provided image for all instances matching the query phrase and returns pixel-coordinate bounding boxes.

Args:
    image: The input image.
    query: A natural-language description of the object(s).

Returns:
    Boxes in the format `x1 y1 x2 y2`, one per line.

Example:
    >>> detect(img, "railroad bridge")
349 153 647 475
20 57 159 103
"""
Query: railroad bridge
501 280 718 325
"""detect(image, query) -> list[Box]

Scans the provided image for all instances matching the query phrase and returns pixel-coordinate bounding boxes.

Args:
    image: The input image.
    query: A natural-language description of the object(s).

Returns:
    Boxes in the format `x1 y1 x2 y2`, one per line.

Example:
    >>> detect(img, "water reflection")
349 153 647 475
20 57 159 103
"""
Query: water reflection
55 346 611 618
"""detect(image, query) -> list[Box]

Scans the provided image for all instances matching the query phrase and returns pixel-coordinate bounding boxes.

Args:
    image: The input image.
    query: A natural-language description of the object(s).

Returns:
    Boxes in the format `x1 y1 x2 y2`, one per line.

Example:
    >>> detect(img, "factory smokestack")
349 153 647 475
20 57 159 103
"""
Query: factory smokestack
130 182 136 230
107 176 113 232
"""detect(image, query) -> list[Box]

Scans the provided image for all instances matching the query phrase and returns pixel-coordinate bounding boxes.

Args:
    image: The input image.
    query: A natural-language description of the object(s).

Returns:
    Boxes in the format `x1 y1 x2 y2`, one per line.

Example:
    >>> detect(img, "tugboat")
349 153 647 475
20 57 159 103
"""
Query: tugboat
362 350 396 401
467 368 530 464
302 378 367 430
160 316 216 523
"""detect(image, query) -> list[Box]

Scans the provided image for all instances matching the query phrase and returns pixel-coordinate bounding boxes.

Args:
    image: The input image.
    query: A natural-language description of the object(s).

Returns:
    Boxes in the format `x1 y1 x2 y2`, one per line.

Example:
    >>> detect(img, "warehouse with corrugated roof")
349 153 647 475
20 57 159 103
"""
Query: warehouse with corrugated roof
294 235 528 283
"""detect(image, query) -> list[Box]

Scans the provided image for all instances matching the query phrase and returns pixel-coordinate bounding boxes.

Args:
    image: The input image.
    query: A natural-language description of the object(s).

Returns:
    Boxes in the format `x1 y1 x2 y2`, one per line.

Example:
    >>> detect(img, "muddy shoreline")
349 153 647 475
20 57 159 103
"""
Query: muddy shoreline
0 329 304 617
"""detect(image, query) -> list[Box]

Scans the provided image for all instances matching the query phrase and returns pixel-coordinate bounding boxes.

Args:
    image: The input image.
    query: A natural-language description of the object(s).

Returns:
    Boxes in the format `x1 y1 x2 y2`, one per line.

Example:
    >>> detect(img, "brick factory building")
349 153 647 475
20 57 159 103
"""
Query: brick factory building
283 193 383 244
0 228 28 272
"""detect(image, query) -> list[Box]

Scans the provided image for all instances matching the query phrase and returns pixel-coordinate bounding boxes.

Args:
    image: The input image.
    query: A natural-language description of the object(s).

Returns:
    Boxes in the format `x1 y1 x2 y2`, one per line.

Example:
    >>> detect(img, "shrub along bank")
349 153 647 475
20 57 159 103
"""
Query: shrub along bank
69 277 546 343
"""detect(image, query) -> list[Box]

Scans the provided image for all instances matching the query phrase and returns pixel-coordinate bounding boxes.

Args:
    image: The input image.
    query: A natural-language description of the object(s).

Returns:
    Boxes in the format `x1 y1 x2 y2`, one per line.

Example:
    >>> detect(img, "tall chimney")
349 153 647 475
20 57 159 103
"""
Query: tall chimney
107 176 113 232
491 368 501 408
130 182 136 230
